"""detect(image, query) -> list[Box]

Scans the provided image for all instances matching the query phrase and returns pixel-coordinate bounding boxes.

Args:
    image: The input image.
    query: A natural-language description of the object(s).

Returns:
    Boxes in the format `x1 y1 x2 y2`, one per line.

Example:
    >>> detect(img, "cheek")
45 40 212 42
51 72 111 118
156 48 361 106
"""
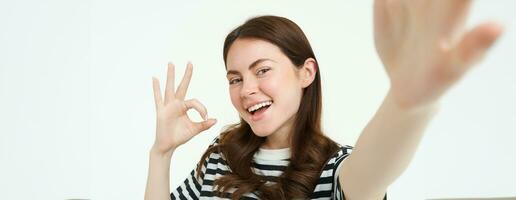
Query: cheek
229 87 241 110
261 72 300 98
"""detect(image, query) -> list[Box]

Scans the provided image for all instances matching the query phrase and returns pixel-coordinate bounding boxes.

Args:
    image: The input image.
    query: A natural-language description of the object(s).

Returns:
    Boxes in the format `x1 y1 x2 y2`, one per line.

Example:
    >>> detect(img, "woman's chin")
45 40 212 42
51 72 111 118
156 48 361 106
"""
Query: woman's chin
250 126 273 137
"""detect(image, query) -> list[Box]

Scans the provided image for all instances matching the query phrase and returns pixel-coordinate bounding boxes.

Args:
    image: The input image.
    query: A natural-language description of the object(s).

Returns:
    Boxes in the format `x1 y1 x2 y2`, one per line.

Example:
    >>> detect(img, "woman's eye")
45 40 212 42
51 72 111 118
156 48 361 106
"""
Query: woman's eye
257 68 270 75
229 78 241 85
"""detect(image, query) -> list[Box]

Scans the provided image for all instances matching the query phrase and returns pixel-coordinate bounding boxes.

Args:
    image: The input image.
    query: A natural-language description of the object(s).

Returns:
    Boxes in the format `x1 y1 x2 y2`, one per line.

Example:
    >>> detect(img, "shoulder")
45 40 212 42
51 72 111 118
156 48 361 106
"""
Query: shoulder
201 133 230 168
208 133 222 146
321 144 354 184
316 143 354 182
207 134 228 161
327 144 353 168
310 143 354 198
203 133 225 161
195 134 230 181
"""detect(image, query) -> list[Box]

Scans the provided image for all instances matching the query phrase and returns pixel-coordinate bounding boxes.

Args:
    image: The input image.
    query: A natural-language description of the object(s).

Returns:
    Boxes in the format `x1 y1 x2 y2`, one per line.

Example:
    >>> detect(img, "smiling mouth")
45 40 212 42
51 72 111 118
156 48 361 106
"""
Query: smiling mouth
250 104 271 115
247 100 273 115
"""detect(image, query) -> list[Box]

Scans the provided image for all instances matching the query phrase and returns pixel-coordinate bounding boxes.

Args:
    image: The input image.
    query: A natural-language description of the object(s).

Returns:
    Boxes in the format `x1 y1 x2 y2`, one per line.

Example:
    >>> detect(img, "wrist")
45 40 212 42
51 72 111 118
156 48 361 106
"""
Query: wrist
150 145 175 159
386 88 441 113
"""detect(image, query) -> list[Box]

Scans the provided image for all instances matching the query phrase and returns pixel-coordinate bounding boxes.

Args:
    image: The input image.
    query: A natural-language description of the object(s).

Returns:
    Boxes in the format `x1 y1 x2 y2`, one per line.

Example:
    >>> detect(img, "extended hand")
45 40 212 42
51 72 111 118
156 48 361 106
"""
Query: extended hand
374 0 503 109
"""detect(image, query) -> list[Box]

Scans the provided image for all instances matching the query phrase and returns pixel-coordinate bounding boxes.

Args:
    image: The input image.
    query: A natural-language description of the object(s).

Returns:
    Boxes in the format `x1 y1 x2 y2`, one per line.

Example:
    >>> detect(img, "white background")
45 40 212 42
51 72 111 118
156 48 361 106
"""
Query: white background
1 0 515 199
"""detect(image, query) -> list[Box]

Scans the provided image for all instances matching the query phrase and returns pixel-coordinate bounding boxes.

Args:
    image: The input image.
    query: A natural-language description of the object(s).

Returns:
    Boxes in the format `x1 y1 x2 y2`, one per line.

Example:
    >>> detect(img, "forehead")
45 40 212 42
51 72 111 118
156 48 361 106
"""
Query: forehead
226 38 285 71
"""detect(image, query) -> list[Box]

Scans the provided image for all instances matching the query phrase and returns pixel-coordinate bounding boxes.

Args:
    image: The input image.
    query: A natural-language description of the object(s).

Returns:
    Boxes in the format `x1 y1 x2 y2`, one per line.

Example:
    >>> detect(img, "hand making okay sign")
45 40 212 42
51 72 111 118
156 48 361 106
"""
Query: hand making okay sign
151 62 217 155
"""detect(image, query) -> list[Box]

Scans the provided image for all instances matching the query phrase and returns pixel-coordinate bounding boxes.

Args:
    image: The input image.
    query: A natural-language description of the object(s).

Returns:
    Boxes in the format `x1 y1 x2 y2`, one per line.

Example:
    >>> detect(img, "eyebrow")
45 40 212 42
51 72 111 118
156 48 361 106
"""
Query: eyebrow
226 58 275 76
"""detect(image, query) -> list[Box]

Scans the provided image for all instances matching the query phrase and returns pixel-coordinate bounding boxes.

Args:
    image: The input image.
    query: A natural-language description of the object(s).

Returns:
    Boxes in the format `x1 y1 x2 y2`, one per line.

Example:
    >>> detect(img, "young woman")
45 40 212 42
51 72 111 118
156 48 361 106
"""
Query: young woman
145 1 503 199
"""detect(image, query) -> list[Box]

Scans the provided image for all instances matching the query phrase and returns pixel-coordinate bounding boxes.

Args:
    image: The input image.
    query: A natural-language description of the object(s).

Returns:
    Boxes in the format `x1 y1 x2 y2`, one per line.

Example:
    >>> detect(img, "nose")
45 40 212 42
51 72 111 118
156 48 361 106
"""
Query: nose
240 77 258 98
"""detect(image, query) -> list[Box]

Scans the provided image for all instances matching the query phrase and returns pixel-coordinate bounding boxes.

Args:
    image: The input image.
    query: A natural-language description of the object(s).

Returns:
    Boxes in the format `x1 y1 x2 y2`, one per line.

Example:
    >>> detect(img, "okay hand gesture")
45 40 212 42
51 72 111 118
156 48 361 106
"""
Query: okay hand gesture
151 62 217 155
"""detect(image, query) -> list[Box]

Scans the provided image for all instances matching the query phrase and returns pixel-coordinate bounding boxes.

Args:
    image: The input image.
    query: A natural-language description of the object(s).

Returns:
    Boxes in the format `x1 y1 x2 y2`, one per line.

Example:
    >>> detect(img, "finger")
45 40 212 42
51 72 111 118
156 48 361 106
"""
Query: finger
183 99 209 120
152 77 163 109
374 0 390 35
176 62 193 100
455 22 503 70
434 0 472 40
374 0 388 26
164 62 176 103
193 118 217 134
439 0 471 21
377 0 408 41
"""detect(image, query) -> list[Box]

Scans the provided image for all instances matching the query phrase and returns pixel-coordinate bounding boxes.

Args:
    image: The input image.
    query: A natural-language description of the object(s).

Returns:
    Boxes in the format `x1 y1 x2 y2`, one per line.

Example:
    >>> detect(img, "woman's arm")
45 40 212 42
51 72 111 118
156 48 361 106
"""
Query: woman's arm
338 1 503 199
145 147 175 200
339 90 439 199
144 62 216 200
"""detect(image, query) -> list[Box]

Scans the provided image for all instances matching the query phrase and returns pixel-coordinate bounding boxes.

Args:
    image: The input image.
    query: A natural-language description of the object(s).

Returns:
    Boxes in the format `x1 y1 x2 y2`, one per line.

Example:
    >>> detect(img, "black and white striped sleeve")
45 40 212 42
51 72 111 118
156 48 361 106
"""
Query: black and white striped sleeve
170 168 203 200
170 136 220 200
333 146 388 200
333 145 352 200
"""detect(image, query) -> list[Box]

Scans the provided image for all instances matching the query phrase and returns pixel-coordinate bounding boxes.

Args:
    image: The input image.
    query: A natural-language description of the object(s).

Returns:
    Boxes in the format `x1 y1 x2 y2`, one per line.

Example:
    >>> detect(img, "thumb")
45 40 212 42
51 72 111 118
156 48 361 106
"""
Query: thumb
194 118 217 133
455 22 503 70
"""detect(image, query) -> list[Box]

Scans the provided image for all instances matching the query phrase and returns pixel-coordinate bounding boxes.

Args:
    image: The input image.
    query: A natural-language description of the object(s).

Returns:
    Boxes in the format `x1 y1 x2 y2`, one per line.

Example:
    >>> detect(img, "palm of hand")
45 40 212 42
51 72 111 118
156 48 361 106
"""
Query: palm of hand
155 100 195 151
374 1 503 109
152 63 216 154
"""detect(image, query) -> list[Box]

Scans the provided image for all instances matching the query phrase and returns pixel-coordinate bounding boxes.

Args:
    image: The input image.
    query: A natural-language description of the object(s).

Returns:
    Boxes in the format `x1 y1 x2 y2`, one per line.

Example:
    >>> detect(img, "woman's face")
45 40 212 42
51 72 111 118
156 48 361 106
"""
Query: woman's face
226 38 312 139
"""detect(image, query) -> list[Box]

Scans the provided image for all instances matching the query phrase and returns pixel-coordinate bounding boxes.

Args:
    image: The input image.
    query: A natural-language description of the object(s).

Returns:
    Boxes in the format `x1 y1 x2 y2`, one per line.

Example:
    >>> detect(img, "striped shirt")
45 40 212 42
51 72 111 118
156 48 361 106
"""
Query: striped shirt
170 136 387 200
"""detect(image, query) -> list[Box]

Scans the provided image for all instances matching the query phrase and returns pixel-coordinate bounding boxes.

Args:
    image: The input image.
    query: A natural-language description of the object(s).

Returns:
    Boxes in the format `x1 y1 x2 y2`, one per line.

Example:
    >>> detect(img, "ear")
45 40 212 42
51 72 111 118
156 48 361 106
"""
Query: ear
299 58 318 88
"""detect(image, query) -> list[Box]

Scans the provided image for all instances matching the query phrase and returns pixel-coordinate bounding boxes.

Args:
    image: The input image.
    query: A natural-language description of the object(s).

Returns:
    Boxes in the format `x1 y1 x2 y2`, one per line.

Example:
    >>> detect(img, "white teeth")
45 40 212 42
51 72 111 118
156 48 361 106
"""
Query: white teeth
247 100 272 113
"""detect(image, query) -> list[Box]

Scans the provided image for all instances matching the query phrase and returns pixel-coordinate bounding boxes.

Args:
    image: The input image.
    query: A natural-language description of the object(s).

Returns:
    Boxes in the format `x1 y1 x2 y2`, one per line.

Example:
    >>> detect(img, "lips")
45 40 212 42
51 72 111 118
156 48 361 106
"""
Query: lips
243 100 273 122
247 100 273 114
245 100 271 111
250 103 271 121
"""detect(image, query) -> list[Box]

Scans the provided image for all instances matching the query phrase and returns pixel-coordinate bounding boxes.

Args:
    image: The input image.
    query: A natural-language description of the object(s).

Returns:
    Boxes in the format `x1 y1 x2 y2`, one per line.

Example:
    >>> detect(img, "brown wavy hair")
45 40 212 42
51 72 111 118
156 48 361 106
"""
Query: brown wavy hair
196 15 340 199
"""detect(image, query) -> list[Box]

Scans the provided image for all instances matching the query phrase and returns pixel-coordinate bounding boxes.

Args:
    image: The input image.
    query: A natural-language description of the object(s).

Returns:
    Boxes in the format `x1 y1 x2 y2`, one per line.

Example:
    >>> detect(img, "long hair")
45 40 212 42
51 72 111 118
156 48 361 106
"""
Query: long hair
196 15 340 199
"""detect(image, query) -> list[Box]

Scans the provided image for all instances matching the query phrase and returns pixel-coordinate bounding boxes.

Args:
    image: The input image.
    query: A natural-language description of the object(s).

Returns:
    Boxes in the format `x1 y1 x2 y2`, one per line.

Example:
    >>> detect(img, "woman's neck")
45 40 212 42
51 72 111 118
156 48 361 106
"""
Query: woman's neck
259 112 297 149
260 127 292 149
